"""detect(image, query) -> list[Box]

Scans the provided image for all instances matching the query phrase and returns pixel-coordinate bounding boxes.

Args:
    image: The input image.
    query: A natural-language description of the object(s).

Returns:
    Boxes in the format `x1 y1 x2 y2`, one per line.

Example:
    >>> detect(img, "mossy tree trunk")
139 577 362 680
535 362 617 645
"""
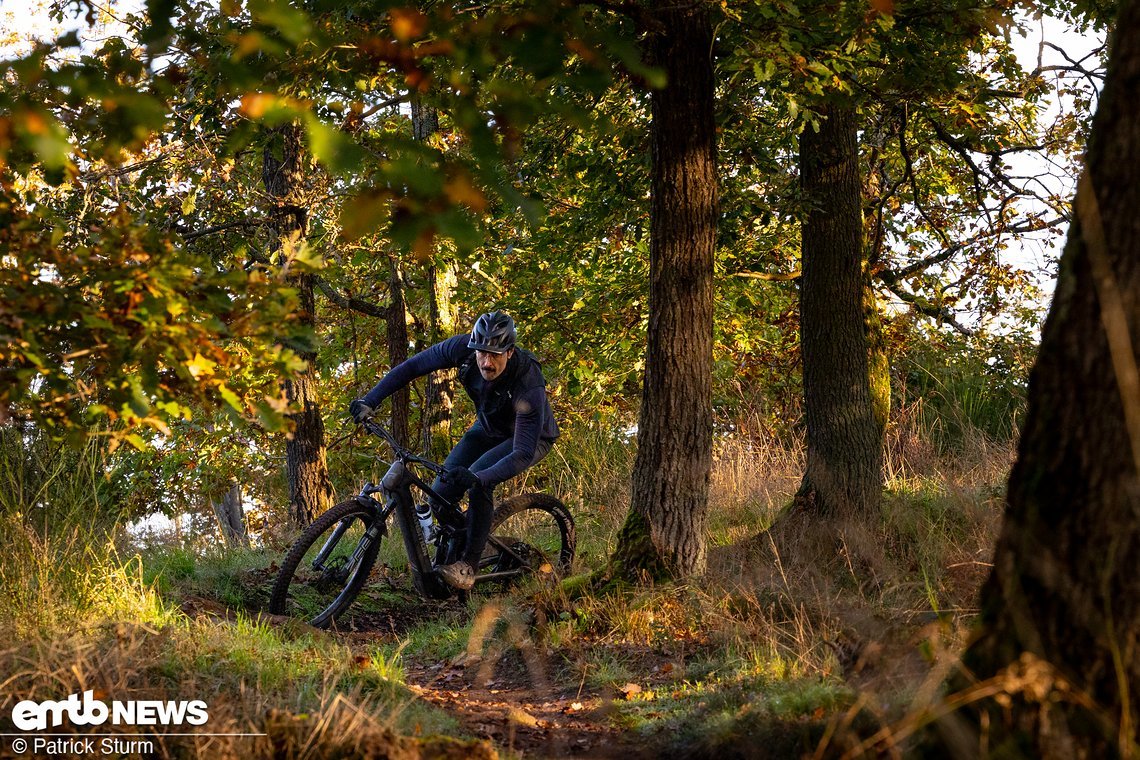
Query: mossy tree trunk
947 8 1140 754
864 284 890 437
263 124 333 528
795 103 883 519
411 96 458 461
422 262 457 460
611 0 717 581
387 257 410 448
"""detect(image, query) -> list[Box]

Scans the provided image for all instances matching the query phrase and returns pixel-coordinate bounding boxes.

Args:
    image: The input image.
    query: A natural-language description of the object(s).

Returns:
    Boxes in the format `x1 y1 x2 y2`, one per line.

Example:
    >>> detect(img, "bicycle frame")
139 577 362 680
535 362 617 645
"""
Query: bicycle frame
340 420 546 598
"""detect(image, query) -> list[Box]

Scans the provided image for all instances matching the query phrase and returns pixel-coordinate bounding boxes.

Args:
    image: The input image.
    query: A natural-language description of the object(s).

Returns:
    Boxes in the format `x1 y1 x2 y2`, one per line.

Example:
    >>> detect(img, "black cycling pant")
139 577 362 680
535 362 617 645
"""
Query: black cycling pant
430 424 552 566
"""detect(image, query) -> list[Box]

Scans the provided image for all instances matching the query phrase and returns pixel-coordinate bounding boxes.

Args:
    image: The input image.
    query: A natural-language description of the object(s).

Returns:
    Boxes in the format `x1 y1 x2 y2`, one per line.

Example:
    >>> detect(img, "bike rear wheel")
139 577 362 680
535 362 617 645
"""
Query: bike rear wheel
268 499 381 629
478 493 576 585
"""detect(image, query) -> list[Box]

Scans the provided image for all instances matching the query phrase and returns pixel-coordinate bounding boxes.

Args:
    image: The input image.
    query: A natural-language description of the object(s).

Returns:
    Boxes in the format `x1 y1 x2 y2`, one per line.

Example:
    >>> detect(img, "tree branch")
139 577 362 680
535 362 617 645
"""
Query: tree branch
182 218 272 241
883 281 974 336
314 276 388 317
734 269 801 282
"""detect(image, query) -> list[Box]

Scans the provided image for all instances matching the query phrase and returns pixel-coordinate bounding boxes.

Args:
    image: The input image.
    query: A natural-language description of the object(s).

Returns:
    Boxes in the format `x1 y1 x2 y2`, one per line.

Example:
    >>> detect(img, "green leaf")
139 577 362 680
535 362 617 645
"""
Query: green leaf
217 383 243 412
15 109 72 170
304 115 367 174
255 399 288 432
249 0 314 46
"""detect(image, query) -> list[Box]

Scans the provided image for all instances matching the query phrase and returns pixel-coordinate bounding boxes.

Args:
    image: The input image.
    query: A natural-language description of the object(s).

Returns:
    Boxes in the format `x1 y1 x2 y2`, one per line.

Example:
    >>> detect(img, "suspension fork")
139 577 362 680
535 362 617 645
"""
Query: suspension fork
310 496 389 572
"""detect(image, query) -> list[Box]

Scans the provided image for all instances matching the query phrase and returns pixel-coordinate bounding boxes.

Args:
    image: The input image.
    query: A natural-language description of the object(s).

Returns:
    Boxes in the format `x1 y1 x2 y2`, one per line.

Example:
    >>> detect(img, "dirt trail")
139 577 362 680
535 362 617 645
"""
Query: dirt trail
402 657 636 759
334 597 650 760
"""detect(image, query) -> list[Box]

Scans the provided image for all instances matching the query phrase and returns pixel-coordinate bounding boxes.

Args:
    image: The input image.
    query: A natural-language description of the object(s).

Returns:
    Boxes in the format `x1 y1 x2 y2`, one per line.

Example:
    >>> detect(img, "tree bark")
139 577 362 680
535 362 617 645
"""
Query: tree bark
211 482 250 548
795 104 883 519
611 0 717 581
387 257 410 448
944 8 1140 756
263 124 333 528
410 95 458 461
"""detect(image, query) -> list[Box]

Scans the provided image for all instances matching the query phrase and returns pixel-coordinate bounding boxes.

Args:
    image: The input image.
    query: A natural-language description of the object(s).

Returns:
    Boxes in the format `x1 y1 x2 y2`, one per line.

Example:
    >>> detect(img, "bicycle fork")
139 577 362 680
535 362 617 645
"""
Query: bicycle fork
310 484 387 575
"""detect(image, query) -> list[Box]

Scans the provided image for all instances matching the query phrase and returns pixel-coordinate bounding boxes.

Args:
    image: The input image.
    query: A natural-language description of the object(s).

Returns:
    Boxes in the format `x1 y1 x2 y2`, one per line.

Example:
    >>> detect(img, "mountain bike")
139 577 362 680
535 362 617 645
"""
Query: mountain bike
268 419 576 629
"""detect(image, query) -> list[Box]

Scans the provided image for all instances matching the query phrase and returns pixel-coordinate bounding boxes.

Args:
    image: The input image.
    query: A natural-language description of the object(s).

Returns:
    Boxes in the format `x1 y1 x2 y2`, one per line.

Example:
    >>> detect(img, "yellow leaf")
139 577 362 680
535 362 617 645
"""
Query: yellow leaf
186 353 217 379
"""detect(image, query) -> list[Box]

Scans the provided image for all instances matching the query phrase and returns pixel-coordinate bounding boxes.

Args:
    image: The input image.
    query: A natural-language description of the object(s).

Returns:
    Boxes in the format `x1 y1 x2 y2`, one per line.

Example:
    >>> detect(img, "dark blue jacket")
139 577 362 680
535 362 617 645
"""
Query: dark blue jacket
361 335 559 483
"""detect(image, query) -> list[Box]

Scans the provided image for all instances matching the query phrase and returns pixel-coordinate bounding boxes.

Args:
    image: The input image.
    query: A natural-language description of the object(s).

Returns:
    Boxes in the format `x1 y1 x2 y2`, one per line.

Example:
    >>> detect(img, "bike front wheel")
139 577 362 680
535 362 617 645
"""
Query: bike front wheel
268 499 381 629
478 493 576 585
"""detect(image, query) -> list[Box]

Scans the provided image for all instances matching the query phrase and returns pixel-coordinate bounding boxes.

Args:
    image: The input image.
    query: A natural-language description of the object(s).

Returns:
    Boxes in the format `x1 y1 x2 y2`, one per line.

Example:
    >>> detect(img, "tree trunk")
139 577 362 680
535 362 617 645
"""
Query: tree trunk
263 124 333 528
944 9 1140 756
610 0 717 581
387 257 410 447
410 95 439 142
863 142 892 438
422 262 458 460
864 284 891 436
795 104 883 518
410 95 458 461
211 482 250 548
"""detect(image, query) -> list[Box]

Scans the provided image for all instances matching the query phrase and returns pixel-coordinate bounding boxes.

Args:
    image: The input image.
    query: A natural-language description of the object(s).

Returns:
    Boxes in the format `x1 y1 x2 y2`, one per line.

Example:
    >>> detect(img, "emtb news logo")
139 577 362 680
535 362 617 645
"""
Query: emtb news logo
12 690 208 730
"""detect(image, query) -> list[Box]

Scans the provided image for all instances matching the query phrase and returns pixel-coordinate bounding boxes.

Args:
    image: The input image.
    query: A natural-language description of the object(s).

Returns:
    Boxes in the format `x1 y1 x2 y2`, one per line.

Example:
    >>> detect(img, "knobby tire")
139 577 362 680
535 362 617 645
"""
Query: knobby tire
268 499 380 629
484 493 576 579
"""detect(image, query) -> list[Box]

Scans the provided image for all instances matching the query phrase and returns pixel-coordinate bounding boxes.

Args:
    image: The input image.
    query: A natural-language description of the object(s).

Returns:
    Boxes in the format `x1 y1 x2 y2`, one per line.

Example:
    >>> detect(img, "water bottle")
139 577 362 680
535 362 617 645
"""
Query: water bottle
414 503 436 542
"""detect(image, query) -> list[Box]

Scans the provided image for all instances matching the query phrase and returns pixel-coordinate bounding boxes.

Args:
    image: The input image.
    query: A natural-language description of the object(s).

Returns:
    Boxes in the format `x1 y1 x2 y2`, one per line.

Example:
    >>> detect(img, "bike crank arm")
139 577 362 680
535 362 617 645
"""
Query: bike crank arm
473 569 529 584
485 535 533 569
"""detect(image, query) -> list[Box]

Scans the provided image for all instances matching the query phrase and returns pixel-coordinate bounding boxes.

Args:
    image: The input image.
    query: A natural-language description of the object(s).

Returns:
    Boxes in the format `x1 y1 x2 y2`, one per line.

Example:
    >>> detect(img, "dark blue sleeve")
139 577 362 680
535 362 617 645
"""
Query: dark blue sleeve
474 385 547 485
360 334 470 407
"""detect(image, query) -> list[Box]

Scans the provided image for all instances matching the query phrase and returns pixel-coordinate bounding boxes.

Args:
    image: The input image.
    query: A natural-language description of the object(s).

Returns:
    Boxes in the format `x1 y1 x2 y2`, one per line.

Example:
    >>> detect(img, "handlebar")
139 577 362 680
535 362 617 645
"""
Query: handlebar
361 419 445 475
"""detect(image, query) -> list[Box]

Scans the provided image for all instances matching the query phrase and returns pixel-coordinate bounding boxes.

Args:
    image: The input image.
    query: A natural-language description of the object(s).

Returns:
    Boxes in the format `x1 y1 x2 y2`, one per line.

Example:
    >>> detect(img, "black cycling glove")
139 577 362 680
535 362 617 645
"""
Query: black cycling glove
349 399 374 423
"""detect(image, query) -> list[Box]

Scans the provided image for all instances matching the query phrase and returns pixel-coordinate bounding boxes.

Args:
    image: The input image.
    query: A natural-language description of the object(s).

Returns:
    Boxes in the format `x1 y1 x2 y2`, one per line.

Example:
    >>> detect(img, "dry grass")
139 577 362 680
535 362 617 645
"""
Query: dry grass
0 403 1019 759
0 514 481 759
503 410 1018 756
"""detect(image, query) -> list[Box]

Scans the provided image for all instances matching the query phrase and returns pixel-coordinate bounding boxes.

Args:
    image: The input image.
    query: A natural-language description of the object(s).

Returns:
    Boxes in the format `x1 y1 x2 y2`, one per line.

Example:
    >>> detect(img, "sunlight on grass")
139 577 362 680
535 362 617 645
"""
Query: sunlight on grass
0 513 466 756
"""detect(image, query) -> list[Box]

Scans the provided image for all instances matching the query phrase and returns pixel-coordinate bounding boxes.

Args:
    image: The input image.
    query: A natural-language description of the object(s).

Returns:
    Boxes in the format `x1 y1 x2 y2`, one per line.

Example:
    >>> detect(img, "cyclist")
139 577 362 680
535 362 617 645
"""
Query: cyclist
349 311 559 591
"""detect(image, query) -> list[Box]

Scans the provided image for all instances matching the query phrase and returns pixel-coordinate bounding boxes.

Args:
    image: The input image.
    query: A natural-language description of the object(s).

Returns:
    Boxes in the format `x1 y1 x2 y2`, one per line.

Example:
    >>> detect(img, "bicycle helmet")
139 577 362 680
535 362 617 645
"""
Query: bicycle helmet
468 311 516 354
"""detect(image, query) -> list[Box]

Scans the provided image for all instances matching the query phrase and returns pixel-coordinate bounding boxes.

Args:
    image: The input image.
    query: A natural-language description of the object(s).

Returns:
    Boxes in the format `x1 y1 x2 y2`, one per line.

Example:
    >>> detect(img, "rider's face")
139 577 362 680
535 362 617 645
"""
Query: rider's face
476 348 513 381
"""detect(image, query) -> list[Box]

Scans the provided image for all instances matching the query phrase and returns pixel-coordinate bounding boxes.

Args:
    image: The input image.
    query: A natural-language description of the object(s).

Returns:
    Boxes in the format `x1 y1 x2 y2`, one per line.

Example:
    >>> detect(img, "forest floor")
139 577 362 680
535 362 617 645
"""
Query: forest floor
182 504 999 759
0 427 1013 759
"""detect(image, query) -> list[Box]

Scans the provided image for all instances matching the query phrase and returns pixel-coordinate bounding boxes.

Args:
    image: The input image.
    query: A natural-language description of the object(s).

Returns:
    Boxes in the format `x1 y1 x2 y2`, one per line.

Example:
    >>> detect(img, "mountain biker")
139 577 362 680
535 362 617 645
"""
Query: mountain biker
348 311 559 591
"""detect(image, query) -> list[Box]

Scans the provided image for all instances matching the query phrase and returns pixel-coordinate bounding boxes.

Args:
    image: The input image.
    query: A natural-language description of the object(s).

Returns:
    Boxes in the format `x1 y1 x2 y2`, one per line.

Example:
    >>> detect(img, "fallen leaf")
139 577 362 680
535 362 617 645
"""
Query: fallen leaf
619 683 642 699
507 707 540 728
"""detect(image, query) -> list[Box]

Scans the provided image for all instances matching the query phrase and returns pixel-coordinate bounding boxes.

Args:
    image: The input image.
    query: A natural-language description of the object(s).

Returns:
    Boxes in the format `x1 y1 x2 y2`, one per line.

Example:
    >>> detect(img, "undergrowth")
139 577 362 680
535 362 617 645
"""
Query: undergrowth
0 510 473 758
0 397 1017 758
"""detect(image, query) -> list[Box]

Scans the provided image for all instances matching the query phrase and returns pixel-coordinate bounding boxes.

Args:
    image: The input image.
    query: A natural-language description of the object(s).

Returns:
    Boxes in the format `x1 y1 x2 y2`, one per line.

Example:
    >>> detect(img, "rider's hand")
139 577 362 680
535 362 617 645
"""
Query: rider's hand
349 399 374 423
442 465 479 491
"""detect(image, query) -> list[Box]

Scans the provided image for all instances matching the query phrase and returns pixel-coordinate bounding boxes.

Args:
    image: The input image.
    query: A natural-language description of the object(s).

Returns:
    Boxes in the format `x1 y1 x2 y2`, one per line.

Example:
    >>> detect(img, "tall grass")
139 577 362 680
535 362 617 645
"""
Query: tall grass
0 430 476 758
0 426 127 531
502 396 1016 756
